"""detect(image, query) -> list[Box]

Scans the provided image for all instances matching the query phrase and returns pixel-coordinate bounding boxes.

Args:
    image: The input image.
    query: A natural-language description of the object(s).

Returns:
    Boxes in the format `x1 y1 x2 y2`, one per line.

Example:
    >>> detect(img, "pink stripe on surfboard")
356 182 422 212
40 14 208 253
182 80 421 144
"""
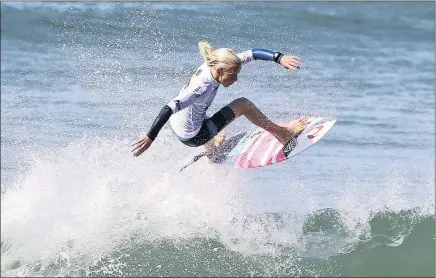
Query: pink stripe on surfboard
236 132 284 168
235 132 266 168
240 131 272 168
236 136 288 168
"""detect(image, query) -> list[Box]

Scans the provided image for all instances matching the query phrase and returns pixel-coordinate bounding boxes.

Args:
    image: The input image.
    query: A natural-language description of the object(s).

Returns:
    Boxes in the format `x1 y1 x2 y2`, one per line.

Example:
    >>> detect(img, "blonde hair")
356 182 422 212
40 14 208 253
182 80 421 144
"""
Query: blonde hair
198 40 241 70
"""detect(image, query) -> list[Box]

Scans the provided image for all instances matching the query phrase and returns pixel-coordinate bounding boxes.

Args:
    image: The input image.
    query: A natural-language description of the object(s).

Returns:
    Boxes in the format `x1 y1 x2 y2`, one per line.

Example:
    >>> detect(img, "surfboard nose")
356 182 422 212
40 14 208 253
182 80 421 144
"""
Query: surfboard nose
303 117 324 133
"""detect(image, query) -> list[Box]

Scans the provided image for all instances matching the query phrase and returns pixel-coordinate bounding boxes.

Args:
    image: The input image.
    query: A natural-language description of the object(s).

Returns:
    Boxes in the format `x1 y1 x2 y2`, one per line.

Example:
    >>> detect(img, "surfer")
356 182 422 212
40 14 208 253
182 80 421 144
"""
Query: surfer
132 41 309 157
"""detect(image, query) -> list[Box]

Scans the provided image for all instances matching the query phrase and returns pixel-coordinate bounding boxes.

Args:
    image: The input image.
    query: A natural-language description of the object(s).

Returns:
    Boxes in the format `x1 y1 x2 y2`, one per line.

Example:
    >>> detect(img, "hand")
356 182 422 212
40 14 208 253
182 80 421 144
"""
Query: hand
279 55 301 70
132 135 153 157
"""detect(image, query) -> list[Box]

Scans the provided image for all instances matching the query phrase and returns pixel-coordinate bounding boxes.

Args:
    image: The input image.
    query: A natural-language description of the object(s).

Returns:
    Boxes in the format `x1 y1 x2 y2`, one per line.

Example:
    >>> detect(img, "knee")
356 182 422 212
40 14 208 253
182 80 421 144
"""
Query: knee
234 97 254 112
228 97 255 116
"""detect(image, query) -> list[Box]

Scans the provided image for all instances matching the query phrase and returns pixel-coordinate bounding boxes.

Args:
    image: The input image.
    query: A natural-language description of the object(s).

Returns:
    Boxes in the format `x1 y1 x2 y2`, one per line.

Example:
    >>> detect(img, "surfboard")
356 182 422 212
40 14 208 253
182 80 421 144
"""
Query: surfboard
228 117 336 169
179 117 336 171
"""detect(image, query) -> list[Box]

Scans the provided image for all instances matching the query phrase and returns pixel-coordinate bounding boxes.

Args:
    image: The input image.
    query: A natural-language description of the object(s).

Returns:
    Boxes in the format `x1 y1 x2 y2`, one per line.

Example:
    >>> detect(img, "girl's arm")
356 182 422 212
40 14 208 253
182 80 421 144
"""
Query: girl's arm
237 49 301 70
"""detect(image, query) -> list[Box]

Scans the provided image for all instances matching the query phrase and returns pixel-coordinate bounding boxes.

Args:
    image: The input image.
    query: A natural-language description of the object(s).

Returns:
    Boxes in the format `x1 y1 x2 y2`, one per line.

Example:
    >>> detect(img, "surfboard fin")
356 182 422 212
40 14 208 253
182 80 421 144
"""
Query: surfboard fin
180 152 208 172
179 132 247 172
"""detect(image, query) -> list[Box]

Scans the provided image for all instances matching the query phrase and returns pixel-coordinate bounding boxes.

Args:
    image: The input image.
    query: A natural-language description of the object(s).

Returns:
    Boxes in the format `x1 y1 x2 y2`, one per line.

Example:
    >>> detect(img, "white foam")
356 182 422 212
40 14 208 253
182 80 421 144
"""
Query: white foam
1 134 433 276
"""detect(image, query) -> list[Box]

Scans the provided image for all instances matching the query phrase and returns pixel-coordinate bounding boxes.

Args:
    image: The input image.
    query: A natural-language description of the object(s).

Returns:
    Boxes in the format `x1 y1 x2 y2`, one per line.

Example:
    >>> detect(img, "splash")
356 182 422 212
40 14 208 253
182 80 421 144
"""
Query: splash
1 134 433 277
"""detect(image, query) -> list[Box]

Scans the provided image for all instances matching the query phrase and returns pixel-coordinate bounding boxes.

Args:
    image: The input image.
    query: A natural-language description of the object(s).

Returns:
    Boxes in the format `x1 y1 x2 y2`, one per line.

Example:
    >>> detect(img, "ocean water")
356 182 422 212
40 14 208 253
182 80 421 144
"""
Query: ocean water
1 2 435 277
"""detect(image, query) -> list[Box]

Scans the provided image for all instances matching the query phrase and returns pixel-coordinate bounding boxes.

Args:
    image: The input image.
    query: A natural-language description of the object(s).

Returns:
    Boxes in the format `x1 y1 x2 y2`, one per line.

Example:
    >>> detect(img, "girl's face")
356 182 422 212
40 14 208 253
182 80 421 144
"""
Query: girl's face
218 64 241 87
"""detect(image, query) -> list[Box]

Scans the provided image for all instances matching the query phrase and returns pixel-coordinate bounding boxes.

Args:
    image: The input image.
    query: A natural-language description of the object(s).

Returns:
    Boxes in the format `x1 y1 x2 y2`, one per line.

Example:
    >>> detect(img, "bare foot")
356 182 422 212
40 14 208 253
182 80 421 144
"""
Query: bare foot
213 129 226 148
277 116 310 145
204 129 227 154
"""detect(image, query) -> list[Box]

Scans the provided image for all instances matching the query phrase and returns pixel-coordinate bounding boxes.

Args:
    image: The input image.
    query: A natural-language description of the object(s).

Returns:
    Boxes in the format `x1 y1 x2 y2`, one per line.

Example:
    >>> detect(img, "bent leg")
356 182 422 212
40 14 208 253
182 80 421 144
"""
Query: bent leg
227 97 308 145
203 106 235 154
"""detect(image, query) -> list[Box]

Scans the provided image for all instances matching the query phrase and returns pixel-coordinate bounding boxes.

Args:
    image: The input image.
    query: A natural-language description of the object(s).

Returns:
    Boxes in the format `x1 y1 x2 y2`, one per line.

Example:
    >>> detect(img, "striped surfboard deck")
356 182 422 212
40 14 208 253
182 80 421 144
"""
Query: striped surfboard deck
227 117 336 169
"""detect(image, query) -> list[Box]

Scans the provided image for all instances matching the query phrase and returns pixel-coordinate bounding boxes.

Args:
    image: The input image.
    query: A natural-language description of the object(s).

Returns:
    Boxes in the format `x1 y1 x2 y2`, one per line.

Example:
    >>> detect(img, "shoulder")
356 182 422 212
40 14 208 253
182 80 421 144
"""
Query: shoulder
189 63 215 87
181 66 211 95
192 62 211 81
237 50 254 65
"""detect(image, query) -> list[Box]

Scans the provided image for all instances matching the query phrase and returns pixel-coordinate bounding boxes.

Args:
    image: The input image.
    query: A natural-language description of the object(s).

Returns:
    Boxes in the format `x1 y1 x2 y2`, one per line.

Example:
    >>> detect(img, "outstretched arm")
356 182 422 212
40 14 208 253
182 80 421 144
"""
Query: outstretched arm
237 49 301 70
131 105 173 157
132 86 205 157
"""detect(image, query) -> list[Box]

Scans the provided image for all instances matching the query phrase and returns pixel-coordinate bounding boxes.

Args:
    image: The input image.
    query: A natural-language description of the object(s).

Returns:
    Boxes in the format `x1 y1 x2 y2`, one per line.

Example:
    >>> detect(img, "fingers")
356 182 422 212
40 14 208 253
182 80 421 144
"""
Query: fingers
131 139 143 149
132 137 153 157
131 139 146 156
283 56 301 70
132 144 148 157
288 61 301 70
289 57 300 65
133 148 145 157
131 138 145 147
285 65 299 71
131 143 143 153
131 141 140 147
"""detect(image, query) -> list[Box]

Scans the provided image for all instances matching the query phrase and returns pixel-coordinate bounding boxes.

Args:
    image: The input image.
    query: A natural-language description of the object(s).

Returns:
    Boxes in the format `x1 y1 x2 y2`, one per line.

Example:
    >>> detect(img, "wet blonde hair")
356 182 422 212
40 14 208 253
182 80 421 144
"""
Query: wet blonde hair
198 40 241 71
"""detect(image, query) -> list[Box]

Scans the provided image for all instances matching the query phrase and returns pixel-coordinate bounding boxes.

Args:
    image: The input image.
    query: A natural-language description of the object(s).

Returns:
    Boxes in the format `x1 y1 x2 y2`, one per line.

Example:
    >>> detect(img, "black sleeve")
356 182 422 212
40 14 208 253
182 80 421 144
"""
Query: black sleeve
146 105 173 141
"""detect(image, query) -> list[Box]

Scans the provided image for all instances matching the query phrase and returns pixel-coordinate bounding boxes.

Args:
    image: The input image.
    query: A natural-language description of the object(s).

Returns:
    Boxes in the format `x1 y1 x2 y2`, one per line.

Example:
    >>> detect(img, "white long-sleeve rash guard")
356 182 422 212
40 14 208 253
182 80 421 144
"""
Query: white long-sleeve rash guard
145 48 284 141
168 50 254 139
